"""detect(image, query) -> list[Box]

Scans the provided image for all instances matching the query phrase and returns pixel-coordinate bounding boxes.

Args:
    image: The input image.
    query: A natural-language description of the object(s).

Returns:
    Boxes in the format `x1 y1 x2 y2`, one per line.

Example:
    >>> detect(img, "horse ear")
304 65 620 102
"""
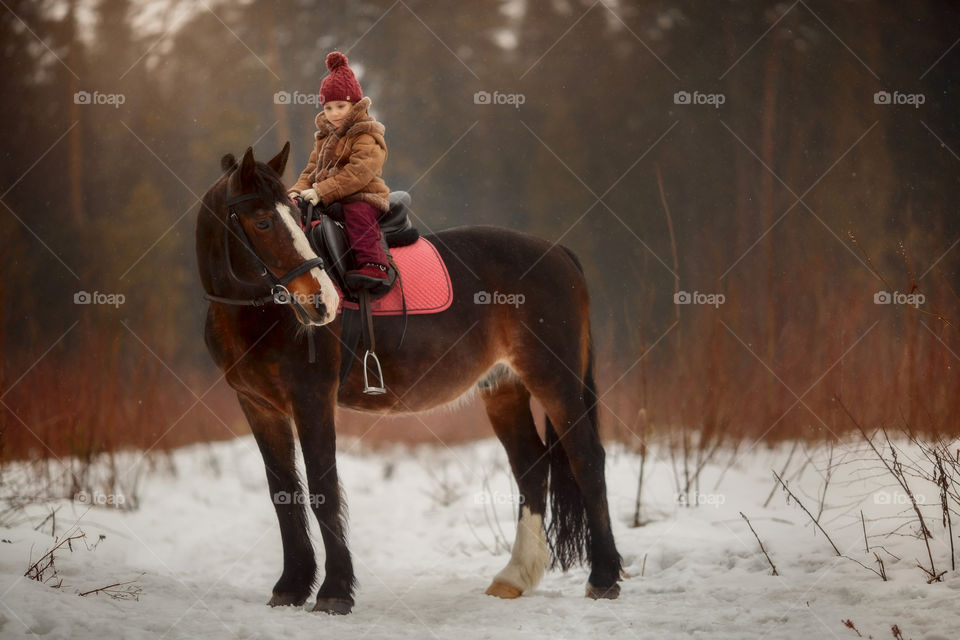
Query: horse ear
267 142 290 176
238 147 256 185
220 153 237 172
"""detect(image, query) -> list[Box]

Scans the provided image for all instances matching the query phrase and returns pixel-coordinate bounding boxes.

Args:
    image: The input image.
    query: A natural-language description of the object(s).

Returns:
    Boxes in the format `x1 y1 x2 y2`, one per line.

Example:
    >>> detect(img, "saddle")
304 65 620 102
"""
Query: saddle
298 192 420 393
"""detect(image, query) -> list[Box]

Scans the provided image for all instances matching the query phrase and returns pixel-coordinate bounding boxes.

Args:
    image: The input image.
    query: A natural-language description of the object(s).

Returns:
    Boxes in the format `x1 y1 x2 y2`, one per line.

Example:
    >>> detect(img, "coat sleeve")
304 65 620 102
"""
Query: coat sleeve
289 144 319 193
314 133 385 206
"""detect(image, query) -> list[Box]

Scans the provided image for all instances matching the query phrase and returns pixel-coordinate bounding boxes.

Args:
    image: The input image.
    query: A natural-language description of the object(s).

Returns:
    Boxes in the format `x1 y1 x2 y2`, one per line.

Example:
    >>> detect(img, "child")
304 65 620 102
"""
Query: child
288 51 391 286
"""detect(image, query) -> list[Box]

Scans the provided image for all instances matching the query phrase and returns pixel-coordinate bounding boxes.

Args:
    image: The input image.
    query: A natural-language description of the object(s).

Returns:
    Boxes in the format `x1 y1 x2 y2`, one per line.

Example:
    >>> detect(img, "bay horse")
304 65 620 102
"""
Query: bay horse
195 143 622 614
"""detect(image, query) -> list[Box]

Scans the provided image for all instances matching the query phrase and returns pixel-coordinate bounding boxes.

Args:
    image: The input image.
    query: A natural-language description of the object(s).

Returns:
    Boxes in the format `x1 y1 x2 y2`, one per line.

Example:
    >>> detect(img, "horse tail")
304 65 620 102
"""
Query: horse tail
545 244 595 570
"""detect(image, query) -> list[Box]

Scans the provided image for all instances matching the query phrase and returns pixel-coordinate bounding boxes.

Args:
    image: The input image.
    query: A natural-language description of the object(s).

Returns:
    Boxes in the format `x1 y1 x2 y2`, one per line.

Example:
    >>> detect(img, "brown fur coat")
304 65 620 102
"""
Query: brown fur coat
288 96 390 212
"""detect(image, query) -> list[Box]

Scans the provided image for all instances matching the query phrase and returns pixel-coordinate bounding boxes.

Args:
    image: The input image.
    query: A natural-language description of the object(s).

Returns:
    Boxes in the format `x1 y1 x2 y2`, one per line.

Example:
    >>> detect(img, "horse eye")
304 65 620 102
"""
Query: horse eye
254 218 273 231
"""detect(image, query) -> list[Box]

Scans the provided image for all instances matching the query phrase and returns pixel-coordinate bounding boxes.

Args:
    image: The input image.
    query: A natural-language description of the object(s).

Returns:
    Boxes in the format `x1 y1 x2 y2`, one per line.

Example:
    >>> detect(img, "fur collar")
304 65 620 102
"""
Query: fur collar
314 96 384 140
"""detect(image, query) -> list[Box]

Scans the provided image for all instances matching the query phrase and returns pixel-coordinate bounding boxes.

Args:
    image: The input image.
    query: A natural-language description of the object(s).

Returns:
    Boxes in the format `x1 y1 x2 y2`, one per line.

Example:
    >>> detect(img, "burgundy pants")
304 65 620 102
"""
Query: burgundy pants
341 200 388 267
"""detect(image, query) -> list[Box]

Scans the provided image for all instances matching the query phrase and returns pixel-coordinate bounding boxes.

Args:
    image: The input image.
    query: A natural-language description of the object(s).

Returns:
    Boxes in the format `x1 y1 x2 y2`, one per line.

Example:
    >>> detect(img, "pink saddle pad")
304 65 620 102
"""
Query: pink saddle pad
332 237 453 316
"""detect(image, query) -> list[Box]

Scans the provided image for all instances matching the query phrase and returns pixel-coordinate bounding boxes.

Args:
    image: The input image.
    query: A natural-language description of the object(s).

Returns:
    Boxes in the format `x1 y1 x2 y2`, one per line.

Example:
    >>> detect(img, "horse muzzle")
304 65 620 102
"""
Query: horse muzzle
276 276 339 327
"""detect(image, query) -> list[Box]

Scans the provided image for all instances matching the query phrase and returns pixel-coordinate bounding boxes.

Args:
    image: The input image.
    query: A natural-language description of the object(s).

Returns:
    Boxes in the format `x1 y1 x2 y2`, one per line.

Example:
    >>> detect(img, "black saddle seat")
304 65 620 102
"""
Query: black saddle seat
379 191 415 239
301 191 419 302
322 191 419 248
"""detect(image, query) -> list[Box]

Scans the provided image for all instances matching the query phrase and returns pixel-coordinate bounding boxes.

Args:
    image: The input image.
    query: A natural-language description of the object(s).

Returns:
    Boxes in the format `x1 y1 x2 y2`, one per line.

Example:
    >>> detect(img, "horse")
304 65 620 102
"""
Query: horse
195 143 622 615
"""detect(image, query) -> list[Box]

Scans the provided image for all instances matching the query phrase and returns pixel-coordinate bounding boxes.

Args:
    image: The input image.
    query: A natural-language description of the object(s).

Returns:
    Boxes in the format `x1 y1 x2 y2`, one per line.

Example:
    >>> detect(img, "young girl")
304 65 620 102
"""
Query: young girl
288 51 391 286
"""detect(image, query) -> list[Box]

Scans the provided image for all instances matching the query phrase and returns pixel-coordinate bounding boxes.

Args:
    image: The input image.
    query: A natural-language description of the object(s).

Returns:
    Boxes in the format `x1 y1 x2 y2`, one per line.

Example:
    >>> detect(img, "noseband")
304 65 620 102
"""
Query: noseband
204 188 327 307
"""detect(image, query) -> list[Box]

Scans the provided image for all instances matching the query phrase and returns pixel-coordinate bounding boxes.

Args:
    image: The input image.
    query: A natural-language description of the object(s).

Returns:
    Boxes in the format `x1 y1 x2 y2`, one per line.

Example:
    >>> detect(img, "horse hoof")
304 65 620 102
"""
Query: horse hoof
268 592 308 607
485 581 523 599
585 583 620 600
313 597 354 615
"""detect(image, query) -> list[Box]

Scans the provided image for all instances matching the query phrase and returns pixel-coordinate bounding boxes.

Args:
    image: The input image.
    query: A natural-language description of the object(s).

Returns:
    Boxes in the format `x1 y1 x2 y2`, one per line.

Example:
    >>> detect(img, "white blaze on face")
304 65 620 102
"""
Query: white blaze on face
492 506 549 593
275 202 340 324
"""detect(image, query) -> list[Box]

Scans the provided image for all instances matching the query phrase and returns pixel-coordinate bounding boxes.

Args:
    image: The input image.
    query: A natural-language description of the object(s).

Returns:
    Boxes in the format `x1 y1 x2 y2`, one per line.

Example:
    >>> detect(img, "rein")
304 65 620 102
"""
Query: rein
203 188 327 307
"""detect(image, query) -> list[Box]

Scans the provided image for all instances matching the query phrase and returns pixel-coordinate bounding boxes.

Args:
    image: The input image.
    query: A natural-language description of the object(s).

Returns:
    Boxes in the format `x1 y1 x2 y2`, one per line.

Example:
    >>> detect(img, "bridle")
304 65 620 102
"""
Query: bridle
203 187 326 307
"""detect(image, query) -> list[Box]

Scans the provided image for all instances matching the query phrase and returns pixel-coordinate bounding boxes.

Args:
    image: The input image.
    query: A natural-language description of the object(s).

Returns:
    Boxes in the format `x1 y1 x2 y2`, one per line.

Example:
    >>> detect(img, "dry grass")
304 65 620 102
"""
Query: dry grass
2 237 958 466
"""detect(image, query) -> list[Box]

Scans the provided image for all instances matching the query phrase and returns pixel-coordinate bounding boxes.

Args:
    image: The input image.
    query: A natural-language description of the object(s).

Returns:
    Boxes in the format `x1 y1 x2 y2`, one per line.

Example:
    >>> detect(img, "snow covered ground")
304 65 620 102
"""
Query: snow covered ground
1 434 959 639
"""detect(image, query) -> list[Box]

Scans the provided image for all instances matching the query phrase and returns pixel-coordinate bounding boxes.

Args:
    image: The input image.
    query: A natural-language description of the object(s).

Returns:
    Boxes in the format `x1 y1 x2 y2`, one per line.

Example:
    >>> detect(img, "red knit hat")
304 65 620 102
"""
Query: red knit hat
318 51 363 105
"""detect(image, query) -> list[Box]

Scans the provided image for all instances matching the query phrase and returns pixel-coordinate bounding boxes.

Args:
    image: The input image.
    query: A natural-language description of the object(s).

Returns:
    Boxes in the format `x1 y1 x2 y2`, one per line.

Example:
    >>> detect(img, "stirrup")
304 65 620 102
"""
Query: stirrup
362 349 386 395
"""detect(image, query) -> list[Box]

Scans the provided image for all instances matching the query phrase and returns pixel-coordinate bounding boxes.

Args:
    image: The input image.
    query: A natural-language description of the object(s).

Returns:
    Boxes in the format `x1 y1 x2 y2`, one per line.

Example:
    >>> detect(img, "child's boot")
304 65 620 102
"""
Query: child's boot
345 261 390 287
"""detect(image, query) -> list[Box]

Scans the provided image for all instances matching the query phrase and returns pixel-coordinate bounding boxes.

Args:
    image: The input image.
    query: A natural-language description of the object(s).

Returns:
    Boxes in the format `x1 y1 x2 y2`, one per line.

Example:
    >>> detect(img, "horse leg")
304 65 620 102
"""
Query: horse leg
518 363 623 599
238 395 316 606
480 378 550 599
291 391 356 615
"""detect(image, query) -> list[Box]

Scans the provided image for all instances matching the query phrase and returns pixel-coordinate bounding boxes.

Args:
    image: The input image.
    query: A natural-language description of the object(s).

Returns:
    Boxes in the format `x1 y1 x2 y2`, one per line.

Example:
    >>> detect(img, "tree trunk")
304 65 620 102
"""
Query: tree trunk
67 0 83 224
261 1 292 178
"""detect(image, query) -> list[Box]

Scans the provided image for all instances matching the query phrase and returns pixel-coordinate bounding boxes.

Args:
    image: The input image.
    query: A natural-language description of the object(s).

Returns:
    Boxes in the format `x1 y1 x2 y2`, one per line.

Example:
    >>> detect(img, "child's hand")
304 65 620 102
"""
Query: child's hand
299 188 320 206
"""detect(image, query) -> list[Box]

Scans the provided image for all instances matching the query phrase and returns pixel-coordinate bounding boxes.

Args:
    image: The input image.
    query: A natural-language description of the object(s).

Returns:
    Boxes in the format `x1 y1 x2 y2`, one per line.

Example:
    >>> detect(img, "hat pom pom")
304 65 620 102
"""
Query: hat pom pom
326 51 348 71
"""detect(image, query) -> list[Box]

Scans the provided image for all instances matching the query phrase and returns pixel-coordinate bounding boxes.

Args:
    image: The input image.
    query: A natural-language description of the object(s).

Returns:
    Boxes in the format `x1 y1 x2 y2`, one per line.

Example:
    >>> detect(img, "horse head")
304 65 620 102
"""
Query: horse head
204 143 340 326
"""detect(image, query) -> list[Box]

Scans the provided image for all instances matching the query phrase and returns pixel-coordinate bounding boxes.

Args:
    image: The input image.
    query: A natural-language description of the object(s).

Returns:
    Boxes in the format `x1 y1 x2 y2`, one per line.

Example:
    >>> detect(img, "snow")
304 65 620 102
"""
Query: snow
2 435 959 639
